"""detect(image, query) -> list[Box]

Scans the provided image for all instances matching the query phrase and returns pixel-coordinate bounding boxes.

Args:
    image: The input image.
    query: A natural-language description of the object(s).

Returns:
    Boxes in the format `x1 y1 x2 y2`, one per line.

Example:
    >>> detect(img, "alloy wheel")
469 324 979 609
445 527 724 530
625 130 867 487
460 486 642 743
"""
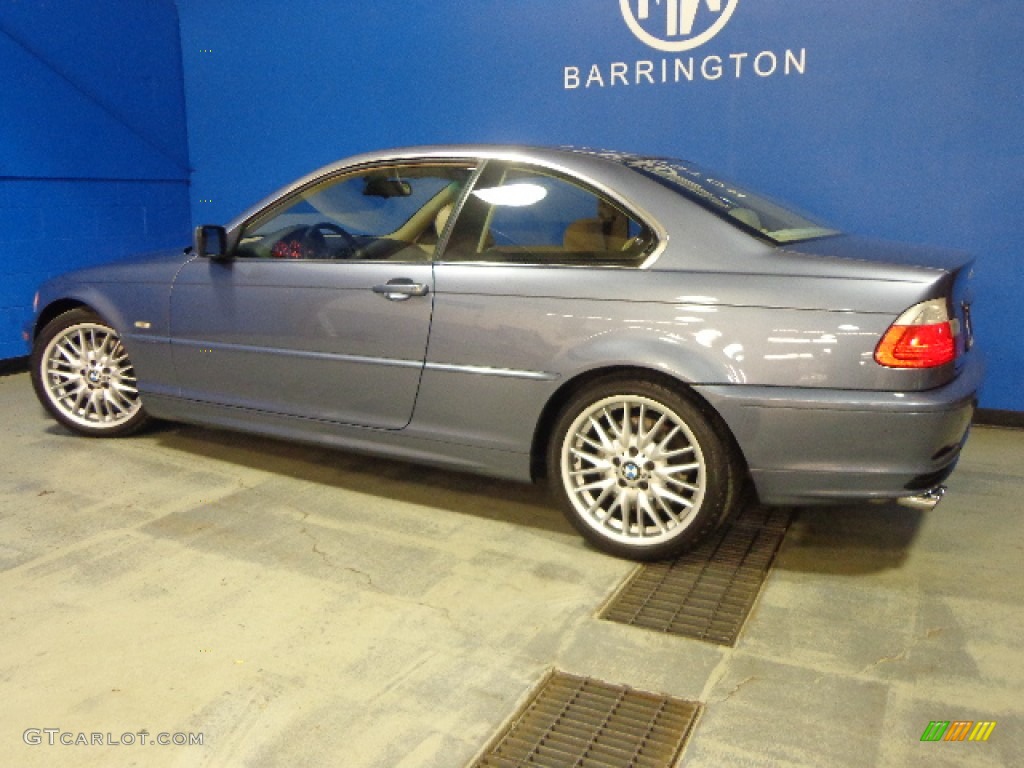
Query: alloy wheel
560 394 707 547
39 321 143 431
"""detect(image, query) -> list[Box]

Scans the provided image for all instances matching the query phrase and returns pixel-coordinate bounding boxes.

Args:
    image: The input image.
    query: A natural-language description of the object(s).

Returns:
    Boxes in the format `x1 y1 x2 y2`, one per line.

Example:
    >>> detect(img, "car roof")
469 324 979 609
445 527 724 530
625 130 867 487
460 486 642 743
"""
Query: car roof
225 144 656 234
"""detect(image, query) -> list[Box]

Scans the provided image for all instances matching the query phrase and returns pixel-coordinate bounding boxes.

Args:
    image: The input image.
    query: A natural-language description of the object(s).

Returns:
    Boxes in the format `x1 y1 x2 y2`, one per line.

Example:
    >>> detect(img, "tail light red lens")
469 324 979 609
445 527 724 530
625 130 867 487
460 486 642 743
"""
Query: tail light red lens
875 299 958 368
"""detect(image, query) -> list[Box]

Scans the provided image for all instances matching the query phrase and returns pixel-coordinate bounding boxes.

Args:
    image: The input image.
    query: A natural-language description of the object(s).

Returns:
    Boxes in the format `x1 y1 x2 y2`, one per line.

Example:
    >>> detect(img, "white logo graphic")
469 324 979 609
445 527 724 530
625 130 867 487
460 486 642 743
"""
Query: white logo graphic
621 0 740 52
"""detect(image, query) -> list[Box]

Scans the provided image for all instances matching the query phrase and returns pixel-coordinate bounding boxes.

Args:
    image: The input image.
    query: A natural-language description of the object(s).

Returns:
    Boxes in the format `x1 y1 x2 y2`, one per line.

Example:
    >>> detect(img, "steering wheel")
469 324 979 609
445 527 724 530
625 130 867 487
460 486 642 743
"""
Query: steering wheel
301 222 359 258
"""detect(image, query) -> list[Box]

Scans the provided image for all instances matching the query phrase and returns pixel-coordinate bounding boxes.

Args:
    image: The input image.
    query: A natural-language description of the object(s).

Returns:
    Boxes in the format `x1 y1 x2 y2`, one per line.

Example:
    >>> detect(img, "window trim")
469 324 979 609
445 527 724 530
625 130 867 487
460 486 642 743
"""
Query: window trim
228 160 478 262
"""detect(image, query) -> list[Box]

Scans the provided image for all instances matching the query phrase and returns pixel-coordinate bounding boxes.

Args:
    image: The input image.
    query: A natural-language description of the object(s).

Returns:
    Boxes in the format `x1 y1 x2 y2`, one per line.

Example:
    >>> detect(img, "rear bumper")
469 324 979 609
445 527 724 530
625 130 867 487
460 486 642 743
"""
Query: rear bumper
695 353 983 505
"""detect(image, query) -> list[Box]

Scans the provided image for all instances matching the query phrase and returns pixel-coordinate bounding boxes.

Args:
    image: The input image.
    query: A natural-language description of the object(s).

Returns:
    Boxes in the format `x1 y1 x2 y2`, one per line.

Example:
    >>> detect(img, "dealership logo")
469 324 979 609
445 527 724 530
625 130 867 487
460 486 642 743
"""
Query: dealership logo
621 0 740 52
563 0 804 90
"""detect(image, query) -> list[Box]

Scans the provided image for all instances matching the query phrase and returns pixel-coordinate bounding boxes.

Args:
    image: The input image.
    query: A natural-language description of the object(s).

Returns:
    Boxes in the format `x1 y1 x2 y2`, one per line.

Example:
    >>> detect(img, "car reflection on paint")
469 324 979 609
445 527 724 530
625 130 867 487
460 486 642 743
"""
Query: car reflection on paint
28 145 983 560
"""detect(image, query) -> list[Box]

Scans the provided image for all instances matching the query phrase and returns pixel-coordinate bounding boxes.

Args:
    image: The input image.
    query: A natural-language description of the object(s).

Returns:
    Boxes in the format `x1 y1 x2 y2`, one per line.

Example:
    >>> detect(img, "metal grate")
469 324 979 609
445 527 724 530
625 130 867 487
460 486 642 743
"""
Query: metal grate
472 671 701 768
600 506 792 646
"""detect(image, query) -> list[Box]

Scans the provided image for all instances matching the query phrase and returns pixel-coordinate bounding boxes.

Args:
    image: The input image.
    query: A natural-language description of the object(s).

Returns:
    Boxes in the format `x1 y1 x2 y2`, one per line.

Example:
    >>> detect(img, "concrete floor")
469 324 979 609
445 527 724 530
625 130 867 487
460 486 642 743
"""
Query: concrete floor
1 368 1021 768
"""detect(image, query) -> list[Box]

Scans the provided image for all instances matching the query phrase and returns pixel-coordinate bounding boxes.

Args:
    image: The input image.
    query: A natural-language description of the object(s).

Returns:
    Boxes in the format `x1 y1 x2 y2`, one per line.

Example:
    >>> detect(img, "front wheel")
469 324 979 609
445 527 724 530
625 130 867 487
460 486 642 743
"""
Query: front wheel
548 378 739 561
31 308 150 437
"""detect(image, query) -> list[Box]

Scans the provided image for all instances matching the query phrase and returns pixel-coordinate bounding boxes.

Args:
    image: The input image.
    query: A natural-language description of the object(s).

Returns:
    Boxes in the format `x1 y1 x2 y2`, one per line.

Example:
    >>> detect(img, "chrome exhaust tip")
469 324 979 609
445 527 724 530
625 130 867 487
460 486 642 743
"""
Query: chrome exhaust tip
897 485 947 511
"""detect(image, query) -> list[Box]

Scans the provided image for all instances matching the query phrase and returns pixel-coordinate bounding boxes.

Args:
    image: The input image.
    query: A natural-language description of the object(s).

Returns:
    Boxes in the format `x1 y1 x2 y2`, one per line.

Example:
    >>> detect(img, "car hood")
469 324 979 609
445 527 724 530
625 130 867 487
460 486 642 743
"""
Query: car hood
781 234 972 274
56 247 194 285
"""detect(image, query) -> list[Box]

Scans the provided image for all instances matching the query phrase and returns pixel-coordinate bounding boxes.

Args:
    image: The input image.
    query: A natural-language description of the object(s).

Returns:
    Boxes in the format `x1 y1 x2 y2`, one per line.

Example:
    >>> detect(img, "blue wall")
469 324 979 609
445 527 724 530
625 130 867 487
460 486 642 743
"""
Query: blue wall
0 0 191 358
4 2 1020 410
177 0 1022 411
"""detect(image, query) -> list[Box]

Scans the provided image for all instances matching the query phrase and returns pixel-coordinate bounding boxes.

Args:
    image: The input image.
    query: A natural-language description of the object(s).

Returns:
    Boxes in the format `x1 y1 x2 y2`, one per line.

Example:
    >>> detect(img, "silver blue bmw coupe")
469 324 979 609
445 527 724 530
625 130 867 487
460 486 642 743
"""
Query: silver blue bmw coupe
29 145 983 560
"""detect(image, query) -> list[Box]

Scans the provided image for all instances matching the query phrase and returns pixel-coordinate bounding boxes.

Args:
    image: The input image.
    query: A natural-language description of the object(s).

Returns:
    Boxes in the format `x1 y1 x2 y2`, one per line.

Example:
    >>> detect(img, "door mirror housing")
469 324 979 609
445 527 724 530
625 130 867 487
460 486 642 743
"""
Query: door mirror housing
193 225 229 259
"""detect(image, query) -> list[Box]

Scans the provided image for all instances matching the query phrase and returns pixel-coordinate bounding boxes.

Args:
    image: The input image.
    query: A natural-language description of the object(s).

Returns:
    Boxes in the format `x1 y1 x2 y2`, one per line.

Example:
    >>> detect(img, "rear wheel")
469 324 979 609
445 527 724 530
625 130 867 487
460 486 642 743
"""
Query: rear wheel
31 308 149 437
548 377 738 561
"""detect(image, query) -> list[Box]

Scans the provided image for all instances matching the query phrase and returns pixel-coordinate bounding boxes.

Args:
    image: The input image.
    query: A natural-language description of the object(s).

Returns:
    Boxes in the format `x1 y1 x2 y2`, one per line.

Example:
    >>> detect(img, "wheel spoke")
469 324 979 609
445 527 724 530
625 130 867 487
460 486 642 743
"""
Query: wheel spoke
652 485 695 510
575 476 615 495
575 432 606 455
662 476 700 494
91 392 107 421
660 445 696 460
637 492 668 534
609 491 629 533
587 414 616 453
111 379 138 396
104 386 131 415
657 462 700 476
617 402 632 446
54 340 81 368
585 482 617 516
637 411 667 450
78 329 91 360
569 446 606 469
72 386 89 413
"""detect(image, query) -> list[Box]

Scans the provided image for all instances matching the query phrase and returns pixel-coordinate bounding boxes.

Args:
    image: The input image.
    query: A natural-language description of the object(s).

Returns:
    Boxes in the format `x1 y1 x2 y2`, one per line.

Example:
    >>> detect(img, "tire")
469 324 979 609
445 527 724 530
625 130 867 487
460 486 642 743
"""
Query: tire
31 308 150 437
548 376 739 561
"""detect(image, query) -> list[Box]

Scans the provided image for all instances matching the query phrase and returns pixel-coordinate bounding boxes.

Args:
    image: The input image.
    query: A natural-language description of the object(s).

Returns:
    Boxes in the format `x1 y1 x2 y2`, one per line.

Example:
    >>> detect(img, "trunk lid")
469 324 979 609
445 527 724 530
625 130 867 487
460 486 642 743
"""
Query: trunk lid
784 234 977 373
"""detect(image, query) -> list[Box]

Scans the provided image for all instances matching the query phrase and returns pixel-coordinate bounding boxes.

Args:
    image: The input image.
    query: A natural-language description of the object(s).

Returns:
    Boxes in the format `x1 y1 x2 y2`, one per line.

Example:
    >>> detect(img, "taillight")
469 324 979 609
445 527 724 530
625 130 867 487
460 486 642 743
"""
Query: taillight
875 299 959 368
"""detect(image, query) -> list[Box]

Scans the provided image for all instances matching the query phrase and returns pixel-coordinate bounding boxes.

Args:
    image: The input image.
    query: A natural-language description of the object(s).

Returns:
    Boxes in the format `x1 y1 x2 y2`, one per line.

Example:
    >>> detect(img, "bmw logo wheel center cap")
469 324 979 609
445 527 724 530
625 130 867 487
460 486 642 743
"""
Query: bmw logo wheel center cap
613 454 654 490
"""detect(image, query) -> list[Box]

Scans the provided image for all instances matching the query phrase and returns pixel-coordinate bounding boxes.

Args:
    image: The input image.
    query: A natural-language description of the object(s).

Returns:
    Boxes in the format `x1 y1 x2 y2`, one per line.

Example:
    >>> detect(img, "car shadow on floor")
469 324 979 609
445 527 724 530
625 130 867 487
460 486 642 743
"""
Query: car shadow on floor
147 421 574 538
42 416 933 570
777 502 927 575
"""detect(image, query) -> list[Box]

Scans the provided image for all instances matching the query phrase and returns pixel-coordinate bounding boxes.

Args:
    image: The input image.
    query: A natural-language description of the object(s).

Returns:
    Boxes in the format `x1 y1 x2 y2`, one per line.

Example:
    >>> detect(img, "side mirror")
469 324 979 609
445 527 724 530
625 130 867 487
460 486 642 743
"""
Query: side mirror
193 225 229 259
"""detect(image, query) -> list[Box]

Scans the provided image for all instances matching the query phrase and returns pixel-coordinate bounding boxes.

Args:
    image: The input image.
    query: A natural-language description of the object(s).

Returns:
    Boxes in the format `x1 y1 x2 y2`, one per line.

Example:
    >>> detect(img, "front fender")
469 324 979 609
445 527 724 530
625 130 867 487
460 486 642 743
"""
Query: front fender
33 278 176 395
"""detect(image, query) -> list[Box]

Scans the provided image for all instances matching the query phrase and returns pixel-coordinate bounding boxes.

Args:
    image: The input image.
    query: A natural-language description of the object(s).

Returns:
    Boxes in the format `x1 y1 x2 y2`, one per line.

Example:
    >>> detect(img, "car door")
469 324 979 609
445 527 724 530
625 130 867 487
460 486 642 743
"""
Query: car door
415 159 658 446
170 161 474 430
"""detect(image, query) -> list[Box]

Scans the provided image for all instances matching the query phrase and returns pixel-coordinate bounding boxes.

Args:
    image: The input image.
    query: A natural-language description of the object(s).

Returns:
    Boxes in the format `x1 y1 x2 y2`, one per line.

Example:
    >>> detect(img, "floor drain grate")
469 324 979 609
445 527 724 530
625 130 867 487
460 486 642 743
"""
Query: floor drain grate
471 671 701 768
600 506 793 646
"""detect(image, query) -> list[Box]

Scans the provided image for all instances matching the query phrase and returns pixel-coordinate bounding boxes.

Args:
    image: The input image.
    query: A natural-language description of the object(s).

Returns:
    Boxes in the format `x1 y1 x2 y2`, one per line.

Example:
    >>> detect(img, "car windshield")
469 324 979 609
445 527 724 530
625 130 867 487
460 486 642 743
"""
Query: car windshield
614 154 840 244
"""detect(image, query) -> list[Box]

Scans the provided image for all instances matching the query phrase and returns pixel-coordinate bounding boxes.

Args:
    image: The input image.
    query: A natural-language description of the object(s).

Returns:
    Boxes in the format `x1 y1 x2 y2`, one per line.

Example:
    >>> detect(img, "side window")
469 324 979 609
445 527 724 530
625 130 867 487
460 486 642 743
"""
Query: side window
442 164 654 265
236 163 474 261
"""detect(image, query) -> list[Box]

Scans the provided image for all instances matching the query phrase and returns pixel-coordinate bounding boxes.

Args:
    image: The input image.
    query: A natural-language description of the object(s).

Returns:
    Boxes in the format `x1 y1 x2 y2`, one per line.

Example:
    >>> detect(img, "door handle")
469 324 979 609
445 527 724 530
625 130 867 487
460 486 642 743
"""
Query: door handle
372 279 430 301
